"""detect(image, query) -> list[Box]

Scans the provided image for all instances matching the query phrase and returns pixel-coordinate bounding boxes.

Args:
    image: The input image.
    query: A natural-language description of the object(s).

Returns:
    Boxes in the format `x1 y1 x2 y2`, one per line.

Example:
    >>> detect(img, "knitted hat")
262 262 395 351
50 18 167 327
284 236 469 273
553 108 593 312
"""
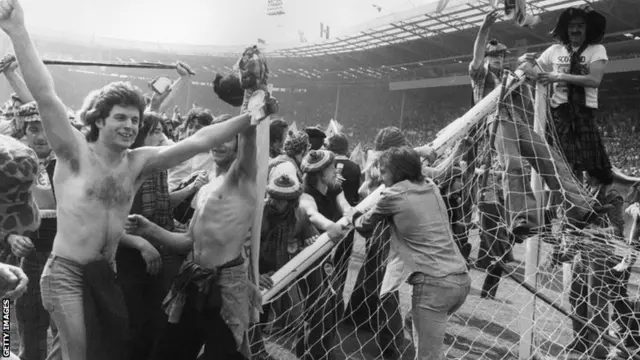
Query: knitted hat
327 133 349 155
0 134 40 239
267 173 303 201
485 39 510 57
283 130 309 157
301 149 335 173
17 101 40 123
373 127 406 152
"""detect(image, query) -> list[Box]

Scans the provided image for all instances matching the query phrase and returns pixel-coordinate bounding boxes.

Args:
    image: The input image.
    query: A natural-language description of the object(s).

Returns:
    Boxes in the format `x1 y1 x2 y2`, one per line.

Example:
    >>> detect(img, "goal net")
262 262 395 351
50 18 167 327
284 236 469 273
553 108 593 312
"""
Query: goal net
248 70 640 360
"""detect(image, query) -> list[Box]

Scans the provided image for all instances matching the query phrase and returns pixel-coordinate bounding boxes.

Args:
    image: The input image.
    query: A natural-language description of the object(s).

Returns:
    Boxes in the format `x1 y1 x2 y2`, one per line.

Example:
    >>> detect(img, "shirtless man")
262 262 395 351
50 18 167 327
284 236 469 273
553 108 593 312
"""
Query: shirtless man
0 1 274 359
126 113 272 359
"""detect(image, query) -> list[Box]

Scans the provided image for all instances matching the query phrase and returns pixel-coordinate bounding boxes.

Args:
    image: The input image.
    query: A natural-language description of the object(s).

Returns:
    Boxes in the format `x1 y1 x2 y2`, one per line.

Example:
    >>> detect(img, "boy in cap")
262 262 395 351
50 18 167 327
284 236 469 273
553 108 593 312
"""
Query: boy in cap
251 170 319 360
298 149 352 360
469 10 505 105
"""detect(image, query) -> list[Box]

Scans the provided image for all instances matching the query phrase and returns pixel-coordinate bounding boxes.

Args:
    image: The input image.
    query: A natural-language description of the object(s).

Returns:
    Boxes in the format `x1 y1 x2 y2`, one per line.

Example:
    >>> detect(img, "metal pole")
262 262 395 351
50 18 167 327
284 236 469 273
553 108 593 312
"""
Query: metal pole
334 86 340 121
399 91 406 129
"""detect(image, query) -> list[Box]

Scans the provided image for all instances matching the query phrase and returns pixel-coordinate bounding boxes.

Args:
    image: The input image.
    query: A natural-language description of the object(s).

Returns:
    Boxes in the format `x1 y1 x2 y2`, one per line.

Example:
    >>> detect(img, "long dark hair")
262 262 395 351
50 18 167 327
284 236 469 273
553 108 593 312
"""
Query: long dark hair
378 146 425 185
550 6 606 46
131 111 168 149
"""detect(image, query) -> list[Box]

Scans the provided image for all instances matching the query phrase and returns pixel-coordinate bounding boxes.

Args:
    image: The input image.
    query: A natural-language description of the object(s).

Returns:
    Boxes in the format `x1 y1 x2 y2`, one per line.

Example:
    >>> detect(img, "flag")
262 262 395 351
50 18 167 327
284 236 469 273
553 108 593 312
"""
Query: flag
289 121 298 134
325 119 343 138
504 0 540 27
320 23 330 40
436 0 451 12
349 143 365 169
257 38 266 45
298 31 308 43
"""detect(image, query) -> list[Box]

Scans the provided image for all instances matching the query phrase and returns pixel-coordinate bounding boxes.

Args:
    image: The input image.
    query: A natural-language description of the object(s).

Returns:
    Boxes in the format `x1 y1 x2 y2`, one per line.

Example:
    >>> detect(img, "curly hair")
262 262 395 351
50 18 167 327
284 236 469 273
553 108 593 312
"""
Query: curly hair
185 107 214 128
78 82 146 143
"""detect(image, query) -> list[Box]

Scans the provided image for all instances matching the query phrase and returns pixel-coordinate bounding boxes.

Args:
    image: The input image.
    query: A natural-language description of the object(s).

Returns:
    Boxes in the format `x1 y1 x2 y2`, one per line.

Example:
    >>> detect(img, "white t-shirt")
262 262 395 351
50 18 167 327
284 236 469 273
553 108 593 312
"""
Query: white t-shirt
537 44 608 109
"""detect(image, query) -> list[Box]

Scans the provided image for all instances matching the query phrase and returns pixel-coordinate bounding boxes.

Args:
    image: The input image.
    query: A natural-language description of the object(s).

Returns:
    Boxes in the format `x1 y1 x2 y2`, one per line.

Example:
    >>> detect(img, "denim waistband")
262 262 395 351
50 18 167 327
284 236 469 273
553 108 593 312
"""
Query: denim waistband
47 253 84 269
407 272 468 285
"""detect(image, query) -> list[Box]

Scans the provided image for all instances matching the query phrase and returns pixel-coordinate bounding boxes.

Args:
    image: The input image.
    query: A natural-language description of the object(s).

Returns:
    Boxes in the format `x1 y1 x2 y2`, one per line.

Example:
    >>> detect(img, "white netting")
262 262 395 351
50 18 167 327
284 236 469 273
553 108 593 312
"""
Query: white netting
249 71 640 360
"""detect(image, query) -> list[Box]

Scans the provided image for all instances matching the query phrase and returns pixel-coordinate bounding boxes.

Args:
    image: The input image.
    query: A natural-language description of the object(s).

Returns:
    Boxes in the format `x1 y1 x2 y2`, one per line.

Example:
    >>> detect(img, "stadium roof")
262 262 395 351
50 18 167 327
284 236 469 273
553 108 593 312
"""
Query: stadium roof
272 0 600 57
264 0 640 83
25 0 640 85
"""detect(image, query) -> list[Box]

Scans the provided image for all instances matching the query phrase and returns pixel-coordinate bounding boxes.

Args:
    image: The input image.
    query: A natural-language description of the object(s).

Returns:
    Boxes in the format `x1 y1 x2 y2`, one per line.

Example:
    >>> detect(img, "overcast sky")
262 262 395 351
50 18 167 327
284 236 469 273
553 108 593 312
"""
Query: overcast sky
21 0 434 46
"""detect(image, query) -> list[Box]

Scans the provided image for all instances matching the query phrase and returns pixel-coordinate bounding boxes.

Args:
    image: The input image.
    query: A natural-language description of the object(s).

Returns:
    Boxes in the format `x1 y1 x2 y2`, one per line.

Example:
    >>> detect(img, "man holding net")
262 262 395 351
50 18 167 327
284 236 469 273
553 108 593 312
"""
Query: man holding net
561 170 640 357
520 5 609 184
469 10 600 242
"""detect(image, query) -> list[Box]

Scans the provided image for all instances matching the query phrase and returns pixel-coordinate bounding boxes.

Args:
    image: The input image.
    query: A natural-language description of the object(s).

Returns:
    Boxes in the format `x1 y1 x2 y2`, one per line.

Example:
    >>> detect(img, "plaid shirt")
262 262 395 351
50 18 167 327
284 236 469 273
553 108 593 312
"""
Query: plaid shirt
470 62 500 105
137 170 174 231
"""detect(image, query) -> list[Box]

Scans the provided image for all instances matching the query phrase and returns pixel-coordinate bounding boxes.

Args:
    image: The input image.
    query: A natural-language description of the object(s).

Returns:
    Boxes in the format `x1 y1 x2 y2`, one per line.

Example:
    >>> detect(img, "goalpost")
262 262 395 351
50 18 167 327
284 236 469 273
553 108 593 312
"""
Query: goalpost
254 65 640 360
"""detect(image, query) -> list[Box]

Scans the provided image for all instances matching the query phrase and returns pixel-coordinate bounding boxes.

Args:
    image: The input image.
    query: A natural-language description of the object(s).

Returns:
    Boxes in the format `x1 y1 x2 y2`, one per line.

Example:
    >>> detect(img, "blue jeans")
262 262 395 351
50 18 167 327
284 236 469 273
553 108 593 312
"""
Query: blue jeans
16 251 58 360
40 254 86 360
408 272 470 360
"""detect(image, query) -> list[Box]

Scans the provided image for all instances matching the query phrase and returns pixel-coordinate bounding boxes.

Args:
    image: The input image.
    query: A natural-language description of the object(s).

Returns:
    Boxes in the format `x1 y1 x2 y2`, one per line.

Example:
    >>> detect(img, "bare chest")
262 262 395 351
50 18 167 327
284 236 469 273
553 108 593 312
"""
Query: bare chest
193 185 256 239
81 154 139 209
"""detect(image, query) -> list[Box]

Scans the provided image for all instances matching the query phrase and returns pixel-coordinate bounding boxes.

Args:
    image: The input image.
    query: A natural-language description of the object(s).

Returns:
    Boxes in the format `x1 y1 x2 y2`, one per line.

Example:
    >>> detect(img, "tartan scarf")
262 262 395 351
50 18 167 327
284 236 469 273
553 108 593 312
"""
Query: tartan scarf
261 201 298 273
566 43 589 110
138 170 174 231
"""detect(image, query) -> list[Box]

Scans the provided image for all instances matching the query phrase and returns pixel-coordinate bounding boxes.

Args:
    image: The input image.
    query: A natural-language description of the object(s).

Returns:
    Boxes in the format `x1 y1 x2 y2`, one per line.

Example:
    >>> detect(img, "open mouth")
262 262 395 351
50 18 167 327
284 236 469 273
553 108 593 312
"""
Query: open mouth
118 133 134 140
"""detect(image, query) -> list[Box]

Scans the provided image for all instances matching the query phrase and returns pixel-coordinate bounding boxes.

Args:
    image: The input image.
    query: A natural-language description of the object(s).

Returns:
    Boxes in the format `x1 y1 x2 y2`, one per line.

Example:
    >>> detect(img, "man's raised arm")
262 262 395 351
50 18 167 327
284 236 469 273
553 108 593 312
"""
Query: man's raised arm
0 0 80 161
470 10 498 71
229 125 257 182
139 113 252 174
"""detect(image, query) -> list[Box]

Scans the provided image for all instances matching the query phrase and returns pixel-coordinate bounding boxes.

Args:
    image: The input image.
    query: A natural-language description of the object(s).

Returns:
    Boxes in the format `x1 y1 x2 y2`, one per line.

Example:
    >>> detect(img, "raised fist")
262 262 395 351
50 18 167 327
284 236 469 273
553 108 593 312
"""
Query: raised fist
0 0 25 34
481 9 499 29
